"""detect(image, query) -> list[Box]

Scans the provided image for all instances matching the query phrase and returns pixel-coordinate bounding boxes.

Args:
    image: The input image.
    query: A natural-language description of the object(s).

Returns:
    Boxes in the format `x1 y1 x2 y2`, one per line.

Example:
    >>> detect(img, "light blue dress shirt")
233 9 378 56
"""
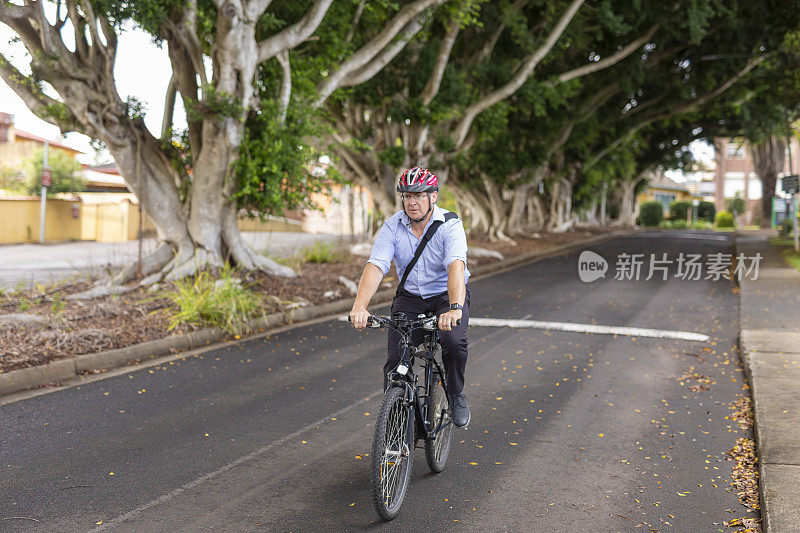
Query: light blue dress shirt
367 205 470 298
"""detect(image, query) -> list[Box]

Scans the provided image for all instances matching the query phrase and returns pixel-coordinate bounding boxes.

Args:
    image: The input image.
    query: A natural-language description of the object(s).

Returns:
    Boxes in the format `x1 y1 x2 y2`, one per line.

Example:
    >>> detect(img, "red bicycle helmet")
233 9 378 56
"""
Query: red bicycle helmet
397 167 438 193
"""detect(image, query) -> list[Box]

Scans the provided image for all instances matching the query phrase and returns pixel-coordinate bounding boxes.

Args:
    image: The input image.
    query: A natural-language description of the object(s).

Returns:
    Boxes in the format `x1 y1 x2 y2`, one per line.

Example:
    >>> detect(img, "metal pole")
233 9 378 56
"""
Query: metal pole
788 134 799 251
39 141 49 243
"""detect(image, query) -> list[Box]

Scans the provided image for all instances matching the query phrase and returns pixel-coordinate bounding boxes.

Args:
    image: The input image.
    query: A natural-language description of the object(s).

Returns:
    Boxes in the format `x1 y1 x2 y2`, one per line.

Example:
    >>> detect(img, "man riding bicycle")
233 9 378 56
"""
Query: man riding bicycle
349 167 471 427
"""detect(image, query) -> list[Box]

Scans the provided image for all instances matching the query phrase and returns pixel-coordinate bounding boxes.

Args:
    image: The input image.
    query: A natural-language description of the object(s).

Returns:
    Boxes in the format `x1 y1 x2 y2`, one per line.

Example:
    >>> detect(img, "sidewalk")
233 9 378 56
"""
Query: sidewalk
736 233 800 532
0 232 342 289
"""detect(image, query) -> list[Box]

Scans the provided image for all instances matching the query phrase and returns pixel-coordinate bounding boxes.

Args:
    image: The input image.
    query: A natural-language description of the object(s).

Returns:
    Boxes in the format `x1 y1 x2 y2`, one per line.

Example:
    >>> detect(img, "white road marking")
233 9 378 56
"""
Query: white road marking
338 316 709 342
91 390 383 531
468 317 709 342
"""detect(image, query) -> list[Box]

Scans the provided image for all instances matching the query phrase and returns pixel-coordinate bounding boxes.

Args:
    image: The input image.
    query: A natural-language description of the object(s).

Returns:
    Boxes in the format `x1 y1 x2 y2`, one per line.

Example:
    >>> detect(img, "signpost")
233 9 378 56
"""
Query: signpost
784 155 799 252
782 174 799 194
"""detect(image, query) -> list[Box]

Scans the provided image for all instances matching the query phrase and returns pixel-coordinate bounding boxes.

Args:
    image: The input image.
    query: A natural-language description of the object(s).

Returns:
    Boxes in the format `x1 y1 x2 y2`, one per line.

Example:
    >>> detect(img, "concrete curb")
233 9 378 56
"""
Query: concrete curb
0 230 624 398
735 233 800 533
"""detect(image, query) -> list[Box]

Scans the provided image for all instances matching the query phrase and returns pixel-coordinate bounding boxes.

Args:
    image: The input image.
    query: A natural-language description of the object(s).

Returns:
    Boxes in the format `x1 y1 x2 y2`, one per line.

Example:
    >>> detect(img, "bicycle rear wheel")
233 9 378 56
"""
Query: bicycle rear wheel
424 368 452 473
371 386 414 521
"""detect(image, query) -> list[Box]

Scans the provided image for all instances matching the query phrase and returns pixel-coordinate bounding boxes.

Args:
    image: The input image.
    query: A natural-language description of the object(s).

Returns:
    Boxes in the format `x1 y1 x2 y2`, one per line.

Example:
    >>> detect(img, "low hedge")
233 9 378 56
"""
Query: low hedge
639 201 664 227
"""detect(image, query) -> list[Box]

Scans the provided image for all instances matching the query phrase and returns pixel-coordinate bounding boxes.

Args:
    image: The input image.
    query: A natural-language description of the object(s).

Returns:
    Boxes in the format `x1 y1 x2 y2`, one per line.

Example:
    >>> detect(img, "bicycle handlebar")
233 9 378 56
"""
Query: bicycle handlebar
347 314 461 330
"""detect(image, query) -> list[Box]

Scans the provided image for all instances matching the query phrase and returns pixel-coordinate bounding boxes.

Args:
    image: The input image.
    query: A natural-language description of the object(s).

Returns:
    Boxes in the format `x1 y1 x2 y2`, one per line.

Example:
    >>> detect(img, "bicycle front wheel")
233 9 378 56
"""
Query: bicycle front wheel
371 386 414 521
424 368 453 473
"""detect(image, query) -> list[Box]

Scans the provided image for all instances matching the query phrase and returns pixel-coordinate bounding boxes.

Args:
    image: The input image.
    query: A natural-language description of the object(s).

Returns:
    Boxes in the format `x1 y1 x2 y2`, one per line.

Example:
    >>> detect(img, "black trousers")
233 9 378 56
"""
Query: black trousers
384 285 470 397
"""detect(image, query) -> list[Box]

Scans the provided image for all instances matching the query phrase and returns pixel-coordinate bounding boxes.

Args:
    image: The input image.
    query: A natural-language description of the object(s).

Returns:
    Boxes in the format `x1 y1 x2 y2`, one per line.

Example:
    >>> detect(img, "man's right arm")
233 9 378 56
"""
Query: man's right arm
350 217 395 329
349 263 384 329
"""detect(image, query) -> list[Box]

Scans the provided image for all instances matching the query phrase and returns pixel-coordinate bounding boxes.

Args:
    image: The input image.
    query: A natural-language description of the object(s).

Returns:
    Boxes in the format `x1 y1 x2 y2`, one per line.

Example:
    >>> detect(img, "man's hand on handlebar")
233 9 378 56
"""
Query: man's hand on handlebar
350 306 371 329
438 309 462 332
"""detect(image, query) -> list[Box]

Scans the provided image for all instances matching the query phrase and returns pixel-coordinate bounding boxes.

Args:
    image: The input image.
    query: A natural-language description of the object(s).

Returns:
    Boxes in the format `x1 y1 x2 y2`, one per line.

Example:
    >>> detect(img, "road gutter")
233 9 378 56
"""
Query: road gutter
735 233 800 532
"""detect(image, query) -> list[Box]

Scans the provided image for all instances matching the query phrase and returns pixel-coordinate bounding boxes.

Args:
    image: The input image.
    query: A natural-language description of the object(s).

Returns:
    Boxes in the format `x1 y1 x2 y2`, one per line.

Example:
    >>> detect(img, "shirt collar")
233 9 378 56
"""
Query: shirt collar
400 203 444 228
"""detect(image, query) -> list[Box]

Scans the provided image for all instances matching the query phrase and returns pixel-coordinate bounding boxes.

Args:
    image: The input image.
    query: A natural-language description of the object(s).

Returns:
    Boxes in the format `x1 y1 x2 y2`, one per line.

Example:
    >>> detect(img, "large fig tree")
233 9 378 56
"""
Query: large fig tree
0 0 447 287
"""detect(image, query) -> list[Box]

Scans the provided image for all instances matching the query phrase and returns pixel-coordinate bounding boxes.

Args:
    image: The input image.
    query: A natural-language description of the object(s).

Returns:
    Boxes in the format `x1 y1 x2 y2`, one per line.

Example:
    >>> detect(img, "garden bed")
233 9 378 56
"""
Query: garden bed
0 228 607 373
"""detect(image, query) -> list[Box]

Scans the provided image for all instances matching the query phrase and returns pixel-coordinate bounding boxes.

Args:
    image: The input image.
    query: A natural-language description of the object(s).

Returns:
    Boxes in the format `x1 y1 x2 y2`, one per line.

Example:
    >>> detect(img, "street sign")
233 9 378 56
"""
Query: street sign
41 168 52 188
783 174 799 193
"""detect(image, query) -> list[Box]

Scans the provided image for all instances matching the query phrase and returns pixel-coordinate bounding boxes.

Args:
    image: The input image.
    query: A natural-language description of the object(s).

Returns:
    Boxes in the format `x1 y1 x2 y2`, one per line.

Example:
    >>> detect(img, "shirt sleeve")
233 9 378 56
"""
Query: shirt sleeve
366 219 395 275
442 219 468 269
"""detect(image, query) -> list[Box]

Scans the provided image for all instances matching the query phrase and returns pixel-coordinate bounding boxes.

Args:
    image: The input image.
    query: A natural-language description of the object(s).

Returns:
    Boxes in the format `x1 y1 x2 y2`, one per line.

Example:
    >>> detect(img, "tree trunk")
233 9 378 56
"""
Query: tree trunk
751 137 786 228
104 119 295 286
526 194 547 232
617 176 643 226
547 178 574 232
481 177 516 243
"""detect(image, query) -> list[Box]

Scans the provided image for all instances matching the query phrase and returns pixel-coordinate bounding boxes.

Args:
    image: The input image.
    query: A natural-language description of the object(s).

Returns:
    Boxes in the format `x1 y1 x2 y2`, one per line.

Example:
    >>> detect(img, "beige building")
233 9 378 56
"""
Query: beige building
637 173 701 216
0 112 82 169
1 112 374 243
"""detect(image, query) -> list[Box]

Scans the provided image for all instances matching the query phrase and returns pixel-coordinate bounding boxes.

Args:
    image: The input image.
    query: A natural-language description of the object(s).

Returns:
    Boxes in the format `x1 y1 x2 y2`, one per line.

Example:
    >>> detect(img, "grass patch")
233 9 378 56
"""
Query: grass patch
162 267 264 334
769 237 800 272
298 241 345 263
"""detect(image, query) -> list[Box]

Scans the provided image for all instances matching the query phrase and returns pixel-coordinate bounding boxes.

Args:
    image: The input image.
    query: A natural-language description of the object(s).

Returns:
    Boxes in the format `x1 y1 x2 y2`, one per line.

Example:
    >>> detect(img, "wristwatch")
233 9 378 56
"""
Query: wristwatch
449 303 464 311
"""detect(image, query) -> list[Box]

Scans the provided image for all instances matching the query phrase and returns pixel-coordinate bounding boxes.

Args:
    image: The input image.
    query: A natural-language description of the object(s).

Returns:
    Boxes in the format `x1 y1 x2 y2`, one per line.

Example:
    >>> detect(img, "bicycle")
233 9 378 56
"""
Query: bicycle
350 311 457 521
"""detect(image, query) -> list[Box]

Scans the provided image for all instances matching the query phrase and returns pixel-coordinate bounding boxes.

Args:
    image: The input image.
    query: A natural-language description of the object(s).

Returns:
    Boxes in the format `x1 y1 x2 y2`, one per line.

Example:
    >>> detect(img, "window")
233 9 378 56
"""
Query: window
724 179 744 198
653 192 676 212
699 181 715 195
726 143 745 159
748 177 762 199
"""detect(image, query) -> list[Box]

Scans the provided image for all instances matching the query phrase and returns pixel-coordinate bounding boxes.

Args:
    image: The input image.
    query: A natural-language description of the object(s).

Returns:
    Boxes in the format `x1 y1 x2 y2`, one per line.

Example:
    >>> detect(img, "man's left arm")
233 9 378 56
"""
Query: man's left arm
439 260 466 329
439 219 468 331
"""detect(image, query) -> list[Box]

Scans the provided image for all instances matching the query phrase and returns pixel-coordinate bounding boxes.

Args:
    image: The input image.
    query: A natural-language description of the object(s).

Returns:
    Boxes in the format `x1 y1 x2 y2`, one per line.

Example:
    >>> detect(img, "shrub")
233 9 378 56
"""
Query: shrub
780 217 793 237
726 193 746 215
164 267 263 334
690 220 713 230
698 201 716 222
715 210 735 228
658 220 673 228
669 201 691 221
671 219 688 229
300 241 344 263
639 201 664 227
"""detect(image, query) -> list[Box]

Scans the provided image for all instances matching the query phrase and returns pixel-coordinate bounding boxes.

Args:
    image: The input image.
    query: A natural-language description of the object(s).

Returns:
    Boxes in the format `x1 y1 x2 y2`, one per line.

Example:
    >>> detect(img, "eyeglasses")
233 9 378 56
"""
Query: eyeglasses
400 192 429 203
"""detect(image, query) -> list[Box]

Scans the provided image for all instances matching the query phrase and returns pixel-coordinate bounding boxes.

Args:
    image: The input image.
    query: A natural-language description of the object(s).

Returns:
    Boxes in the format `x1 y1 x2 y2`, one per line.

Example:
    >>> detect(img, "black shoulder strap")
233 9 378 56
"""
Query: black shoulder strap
397 212 458 296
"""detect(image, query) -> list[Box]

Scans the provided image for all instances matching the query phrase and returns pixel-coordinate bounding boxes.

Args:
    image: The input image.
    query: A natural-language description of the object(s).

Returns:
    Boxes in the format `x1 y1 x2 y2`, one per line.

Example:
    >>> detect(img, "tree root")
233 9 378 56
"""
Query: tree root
66 283 135 301
223 210 297 277
163 248 223 282
67 233 297 299
112 243 175 285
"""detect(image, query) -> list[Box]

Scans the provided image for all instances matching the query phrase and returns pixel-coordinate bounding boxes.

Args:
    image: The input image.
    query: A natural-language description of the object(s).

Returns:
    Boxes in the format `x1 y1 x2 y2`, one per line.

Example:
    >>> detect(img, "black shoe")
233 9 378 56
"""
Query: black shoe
452 393 470 427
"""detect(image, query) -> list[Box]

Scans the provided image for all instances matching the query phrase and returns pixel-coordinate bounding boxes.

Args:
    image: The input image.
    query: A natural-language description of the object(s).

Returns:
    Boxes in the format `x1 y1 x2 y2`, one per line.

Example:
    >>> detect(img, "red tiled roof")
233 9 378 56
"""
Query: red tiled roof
12 130 82 153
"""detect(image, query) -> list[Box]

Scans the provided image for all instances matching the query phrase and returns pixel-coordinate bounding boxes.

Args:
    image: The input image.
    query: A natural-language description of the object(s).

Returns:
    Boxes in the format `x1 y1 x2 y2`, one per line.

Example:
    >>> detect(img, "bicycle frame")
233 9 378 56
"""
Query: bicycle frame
378 313 454 442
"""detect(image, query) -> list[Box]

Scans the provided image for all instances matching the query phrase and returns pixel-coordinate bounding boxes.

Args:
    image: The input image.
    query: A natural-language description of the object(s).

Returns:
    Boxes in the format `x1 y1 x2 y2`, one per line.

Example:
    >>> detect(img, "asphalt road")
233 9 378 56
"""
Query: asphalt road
0 232 755 532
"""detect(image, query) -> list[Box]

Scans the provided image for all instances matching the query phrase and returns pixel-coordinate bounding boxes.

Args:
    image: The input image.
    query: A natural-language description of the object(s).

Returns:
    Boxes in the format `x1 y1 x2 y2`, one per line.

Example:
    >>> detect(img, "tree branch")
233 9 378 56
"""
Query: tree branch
164 1 208 90
245 0 274 20
0 1 34 20
452 0 585 149
550 25 658 85
162 73 178 139
65 0 91 63
471 0 527 65
341 16 428 89
257 0 334 62
584 54 771 171
276 50 291 125
313 0 447 107
0 53 81 132
420 17 460 106
54 0 67 31
344 0 367 45
166 36 202 156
